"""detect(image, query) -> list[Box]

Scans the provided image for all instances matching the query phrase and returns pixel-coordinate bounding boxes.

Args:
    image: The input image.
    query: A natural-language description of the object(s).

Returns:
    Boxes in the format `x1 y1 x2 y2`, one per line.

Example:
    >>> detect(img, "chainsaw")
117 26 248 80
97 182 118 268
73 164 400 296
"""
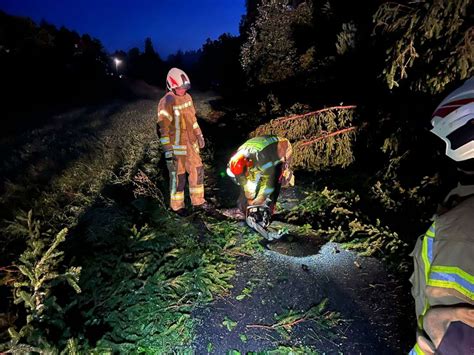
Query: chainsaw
245 205 286 241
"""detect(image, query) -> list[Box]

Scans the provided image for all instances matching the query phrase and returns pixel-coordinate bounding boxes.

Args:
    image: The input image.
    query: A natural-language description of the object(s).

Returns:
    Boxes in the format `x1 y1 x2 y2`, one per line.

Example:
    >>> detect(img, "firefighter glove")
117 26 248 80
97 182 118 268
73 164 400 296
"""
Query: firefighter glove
165 153 176 171
156 123 161 138
197 134 205 149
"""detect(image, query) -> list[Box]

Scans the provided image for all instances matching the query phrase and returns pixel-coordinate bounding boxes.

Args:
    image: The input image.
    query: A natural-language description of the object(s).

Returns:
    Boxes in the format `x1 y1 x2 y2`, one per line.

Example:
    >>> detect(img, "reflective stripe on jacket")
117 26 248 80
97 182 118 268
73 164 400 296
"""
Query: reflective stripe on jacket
409 194 474 354
239 135 281 153
157 91 202 156
233 136 292 204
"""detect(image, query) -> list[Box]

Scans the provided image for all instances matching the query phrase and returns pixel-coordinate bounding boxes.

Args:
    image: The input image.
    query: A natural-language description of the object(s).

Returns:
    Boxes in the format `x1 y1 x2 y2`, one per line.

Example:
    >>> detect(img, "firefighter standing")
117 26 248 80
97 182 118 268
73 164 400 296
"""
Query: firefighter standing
226 135 294 239
157 68 208 214
409 77 474 354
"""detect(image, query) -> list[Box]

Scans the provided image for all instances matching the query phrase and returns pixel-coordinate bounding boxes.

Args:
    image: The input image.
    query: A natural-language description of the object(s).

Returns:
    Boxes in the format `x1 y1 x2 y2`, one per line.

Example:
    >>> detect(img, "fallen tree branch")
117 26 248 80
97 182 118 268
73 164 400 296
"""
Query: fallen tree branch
246 324 274 330
275 105 357 124
301 126 357 146
246 317 308 330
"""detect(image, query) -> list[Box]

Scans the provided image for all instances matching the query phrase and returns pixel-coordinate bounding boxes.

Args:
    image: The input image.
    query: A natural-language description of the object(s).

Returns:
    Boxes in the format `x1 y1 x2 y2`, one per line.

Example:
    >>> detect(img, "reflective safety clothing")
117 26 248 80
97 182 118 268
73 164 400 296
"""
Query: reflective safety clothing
228 136 293 213
157 91 206 210
409 189 474 355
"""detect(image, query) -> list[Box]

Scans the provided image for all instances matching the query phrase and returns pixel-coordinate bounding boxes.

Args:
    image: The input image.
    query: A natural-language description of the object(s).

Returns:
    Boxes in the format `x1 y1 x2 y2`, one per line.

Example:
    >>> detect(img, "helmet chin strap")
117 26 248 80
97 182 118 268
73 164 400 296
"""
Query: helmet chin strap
457 167 474 187
444 183 474 203
456 158 474 176
458 168 474 175
438 165 474 205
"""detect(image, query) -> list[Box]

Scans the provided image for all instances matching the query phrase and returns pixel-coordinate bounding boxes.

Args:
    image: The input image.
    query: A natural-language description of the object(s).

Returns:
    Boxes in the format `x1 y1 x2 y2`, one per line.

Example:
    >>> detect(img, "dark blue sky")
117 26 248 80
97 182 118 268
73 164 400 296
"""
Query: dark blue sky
0 0 246 57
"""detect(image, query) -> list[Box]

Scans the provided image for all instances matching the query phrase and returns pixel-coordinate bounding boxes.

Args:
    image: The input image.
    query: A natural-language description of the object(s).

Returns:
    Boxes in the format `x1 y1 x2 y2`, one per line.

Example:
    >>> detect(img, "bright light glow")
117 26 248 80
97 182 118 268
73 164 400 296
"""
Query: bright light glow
114 58 122 65
246 180 257 193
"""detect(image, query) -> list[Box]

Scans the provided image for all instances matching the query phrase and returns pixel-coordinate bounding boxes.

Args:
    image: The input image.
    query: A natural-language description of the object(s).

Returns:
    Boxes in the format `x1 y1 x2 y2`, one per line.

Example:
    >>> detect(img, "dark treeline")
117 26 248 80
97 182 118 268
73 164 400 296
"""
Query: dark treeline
112 37 166 87
235 0 471 109
113 32 244 96
2 0 471 112
0 10 243 135
0 11 112 101
0 11 119 135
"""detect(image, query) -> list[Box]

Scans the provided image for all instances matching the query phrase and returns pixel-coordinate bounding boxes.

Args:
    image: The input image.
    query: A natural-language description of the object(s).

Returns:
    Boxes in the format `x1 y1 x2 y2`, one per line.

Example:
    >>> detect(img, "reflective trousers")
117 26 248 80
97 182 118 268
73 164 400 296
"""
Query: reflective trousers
168 145 205 211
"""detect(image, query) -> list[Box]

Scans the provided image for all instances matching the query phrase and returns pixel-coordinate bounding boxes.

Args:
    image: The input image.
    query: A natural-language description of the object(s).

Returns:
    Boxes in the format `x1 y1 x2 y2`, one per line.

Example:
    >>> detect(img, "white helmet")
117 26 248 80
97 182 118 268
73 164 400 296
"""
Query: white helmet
166 67 191 91
431 77 474 161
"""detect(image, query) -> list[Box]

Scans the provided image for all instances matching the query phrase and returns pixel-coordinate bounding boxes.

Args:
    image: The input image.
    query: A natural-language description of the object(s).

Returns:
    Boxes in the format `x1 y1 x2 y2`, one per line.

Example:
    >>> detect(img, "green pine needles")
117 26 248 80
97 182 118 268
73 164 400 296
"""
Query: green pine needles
284 187 408 271
251 106 357 171
374 0 473 93
72 212 262 353
247 298 341 342
3 211 81 353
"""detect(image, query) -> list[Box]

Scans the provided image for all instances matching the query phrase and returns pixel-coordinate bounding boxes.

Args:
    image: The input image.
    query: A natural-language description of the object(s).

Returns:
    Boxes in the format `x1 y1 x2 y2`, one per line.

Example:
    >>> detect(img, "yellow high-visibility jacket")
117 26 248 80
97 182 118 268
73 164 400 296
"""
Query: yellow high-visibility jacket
409 188 474 354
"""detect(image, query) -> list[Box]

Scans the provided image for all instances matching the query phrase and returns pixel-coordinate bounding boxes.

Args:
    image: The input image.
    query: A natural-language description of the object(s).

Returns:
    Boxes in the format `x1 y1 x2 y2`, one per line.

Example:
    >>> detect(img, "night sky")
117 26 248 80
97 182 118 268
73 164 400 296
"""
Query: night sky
0 0 246 58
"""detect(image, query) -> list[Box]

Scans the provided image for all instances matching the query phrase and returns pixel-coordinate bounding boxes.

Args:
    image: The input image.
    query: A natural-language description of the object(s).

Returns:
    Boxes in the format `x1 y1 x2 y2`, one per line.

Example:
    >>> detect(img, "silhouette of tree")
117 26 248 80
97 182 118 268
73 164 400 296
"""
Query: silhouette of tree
144 37 157 57
167 49 184 68
197 34 244 93
126 47 141 78
137 37 165 85
0 10 116 133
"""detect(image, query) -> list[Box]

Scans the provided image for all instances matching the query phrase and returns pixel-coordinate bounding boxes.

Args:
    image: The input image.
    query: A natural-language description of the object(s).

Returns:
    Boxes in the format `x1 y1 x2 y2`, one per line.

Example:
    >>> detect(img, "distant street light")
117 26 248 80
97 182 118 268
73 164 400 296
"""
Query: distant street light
114 57 122 74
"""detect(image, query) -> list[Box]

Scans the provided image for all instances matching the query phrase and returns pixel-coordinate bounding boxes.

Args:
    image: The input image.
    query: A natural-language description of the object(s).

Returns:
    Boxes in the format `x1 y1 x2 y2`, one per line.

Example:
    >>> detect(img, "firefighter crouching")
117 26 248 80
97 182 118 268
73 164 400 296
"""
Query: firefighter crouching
226 135 294 240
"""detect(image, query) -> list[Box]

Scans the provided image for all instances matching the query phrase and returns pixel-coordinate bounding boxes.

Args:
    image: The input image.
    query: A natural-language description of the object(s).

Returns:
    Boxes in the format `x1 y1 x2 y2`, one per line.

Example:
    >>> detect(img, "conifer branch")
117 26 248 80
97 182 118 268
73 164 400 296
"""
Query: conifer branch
301 126 357 146
274 105 357 124
251 106 358 171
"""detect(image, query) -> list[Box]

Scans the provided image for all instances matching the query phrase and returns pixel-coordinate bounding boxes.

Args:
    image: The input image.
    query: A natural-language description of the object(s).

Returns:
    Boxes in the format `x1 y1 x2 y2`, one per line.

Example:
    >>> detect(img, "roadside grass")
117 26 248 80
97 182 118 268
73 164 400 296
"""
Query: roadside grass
0 100 156 244
0 102 160 346
1 100 155 350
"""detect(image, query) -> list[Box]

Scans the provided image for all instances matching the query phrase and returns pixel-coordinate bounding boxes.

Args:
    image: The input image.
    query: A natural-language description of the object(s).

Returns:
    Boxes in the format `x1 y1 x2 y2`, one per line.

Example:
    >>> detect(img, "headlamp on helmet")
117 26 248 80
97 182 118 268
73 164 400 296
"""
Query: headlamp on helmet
227 153 253 177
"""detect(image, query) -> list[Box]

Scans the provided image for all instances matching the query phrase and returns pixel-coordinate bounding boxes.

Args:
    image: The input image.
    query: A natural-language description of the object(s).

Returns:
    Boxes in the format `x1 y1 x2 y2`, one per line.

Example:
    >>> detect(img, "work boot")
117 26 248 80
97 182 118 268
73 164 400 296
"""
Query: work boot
174 208 189 217
193 202 214 213
220 207 245 220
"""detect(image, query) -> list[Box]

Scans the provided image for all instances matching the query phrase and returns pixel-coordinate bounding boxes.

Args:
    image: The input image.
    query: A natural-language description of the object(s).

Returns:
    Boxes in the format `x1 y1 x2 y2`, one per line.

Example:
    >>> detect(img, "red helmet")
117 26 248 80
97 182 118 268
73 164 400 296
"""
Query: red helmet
166 68 191 91
228 153 253 176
